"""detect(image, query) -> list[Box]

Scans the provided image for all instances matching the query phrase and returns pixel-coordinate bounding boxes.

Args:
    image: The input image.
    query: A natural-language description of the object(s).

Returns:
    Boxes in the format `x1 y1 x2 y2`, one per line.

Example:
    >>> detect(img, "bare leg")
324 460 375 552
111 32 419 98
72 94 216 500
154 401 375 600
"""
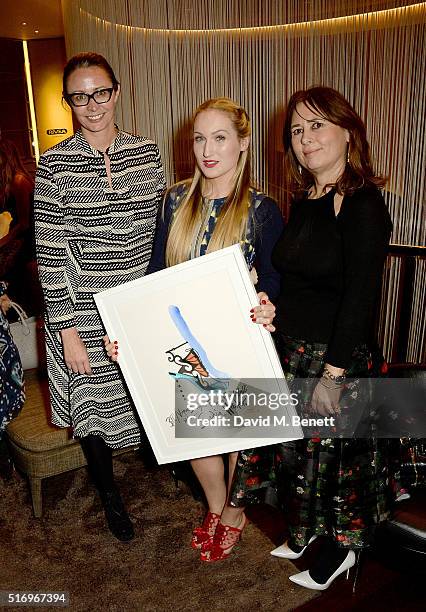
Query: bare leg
220 451 245 527
200 452 247 561
191 452 245 527
190 455 226 515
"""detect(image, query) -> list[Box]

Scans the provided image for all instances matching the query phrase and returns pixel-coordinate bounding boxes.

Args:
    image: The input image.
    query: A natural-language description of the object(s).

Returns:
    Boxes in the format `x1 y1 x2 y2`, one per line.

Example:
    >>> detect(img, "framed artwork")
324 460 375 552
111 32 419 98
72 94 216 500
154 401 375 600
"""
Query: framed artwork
95 245 301 464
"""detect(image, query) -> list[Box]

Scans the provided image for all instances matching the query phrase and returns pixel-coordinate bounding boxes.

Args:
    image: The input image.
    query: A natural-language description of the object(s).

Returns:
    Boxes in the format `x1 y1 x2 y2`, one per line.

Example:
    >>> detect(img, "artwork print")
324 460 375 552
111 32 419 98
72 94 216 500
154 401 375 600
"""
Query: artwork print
95 245 301 463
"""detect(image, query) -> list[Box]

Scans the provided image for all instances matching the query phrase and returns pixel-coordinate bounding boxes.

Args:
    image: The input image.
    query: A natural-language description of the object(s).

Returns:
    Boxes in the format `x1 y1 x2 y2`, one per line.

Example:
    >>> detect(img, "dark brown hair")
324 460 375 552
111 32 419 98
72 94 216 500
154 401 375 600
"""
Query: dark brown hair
0 140 33 207
283 86 386 197
62 52 119 99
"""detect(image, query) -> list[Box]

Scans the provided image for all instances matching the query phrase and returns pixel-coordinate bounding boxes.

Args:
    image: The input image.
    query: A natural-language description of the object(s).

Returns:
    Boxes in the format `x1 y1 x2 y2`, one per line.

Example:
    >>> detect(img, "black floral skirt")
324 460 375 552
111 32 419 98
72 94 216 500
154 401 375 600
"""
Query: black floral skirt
229 333 393 549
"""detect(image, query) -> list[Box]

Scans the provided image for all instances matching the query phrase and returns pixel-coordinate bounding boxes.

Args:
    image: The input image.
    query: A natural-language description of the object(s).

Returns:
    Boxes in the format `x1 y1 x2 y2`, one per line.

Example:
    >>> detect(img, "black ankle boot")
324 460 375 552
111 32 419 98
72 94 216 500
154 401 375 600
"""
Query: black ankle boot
101 488 134 542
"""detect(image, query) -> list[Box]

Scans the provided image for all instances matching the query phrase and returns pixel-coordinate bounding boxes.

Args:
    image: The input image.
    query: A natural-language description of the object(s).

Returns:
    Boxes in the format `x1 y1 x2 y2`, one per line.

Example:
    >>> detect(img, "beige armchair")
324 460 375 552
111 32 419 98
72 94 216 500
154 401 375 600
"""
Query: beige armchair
6 371 134 517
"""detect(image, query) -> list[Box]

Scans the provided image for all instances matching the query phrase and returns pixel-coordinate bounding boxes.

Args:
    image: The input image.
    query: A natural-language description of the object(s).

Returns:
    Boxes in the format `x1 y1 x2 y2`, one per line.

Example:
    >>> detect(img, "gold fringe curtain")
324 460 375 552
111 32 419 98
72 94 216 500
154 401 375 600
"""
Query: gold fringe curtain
61 0 426 361
377 253 426 363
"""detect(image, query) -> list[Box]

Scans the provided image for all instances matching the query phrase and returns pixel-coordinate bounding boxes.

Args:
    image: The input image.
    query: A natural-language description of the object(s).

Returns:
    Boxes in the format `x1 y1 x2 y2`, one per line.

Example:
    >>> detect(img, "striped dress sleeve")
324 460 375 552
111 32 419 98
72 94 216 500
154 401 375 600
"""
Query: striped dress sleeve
34 154 76 331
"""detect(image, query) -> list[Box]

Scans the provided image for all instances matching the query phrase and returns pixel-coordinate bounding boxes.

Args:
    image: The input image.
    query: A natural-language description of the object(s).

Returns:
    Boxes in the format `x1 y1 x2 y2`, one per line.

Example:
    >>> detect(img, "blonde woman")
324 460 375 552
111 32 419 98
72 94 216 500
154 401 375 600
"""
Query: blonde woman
107 98 283 560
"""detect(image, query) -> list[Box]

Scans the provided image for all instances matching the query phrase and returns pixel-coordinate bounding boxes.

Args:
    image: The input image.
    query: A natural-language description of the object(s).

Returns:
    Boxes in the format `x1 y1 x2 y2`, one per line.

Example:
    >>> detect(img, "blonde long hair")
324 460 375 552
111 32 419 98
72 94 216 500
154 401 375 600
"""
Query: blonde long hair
166 98 252 267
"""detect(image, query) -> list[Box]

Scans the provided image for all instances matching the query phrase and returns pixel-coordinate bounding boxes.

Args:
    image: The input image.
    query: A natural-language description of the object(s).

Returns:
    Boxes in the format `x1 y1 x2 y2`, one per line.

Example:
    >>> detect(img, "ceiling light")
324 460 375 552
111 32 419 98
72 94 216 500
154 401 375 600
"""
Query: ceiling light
22 22 27 26
34 30 39 34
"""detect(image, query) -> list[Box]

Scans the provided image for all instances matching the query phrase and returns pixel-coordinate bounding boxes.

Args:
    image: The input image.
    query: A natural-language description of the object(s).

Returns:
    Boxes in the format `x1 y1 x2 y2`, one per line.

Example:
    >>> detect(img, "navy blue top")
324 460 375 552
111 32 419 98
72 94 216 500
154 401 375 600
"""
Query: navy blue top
147 183 284 300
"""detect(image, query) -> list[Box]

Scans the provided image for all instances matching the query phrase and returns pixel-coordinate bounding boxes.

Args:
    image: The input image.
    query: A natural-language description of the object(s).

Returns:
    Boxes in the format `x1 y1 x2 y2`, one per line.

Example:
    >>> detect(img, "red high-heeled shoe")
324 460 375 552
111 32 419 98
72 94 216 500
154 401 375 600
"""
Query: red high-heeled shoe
191 511 220 550
200 515 248 562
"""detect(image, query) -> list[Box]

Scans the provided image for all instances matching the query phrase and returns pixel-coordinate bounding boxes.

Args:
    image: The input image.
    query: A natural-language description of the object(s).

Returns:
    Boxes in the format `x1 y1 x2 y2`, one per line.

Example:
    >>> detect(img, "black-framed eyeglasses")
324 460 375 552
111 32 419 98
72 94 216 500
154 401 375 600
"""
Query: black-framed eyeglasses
65 87 115 107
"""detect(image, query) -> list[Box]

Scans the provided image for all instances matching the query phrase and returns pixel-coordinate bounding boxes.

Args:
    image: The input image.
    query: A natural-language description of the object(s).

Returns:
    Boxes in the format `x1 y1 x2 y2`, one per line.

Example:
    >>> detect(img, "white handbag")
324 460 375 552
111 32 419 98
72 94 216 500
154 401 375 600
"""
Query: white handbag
9 302 39 370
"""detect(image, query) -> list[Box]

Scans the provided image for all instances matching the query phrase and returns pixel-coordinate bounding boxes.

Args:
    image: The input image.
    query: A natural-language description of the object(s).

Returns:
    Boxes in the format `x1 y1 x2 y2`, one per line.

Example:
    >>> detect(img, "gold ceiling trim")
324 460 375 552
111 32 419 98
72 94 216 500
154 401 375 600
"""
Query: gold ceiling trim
80 3 426 36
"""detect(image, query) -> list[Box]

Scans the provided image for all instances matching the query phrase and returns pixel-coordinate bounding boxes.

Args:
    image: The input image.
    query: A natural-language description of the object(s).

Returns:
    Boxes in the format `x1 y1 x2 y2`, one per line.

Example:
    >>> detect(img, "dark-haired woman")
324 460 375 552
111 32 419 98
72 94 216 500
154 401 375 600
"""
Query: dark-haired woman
0 140 34 307
34 52 165 541
230 86 393 590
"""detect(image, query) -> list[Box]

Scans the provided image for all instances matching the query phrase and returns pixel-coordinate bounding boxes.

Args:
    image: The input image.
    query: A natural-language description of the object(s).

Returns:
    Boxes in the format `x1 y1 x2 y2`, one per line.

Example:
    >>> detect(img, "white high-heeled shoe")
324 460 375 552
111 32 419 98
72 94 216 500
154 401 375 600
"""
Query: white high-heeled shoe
270 535 317 560
288 549 356 591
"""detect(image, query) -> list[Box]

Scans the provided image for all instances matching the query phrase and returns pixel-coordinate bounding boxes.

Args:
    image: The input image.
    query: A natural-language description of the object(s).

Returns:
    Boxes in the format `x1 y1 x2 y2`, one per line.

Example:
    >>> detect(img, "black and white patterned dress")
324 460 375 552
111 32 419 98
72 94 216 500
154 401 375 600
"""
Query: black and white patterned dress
34 130 165 448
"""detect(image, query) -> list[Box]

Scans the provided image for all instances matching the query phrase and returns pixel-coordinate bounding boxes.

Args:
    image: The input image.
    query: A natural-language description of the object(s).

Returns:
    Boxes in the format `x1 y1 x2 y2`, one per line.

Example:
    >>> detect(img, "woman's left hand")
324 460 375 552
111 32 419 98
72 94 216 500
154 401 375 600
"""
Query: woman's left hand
310 379 342 417
251 292 276 332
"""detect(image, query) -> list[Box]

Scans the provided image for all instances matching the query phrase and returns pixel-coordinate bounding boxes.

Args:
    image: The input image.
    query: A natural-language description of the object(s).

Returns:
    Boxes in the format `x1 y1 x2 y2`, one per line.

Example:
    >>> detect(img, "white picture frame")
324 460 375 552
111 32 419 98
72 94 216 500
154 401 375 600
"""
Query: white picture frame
94 245 301 464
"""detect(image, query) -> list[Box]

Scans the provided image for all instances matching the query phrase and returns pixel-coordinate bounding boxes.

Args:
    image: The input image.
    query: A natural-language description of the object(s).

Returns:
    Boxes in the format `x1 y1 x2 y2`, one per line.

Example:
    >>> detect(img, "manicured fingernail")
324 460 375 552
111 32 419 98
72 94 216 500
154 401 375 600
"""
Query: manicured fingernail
250 308 254 313
261 299 267 305
114 340 118 345
114 351 118 356
252 317 256 322
263 324 267 327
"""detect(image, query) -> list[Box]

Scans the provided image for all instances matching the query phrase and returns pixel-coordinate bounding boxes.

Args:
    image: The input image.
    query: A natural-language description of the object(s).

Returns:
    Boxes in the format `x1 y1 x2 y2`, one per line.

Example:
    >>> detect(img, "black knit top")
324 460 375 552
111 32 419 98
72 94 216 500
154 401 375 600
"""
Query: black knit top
272 185 392 368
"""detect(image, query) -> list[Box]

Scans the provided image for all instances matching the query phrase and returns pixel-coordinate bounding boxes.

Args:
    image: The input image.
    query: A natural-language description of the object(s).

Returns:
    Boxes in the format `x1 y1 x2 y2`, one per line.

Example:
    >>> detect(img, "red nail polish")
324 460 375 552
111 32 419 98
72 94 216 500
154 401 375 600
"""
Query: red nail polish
114 351 118 356
261 299 267 305
252 317 256 322
114 340 118 345
263 324 267 327
250 308 254 313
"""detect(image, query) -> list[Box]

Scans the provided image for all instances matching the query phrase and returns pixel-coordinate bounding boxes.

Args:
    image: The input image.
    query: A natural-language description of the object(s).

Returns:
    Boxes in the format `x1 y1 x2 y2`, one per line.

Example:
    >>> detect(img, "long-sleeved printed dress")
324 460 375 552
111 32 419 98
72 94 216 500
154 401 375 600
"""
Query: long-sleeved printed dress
34 130 165 448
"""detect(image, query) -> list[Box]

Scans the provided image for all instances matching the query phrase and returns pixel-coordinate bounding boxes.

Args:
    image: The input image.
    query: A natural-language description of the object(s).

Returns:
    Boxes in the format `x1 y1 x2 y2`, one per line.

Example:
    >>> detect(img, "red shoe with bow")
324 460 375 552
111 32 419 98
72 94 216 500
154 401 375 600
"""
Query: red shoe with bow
200 514 248 562
191 511 220 550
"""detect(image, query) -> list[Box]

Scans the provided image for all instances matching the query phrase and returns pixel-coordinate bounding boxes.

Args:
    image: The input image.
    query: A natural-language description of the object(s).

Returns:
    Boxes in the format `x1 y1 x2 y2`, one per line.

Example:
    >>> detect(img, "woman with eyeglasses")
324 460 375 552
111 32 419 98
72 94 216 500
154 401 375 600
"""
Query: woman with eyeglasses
34 52 165 542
